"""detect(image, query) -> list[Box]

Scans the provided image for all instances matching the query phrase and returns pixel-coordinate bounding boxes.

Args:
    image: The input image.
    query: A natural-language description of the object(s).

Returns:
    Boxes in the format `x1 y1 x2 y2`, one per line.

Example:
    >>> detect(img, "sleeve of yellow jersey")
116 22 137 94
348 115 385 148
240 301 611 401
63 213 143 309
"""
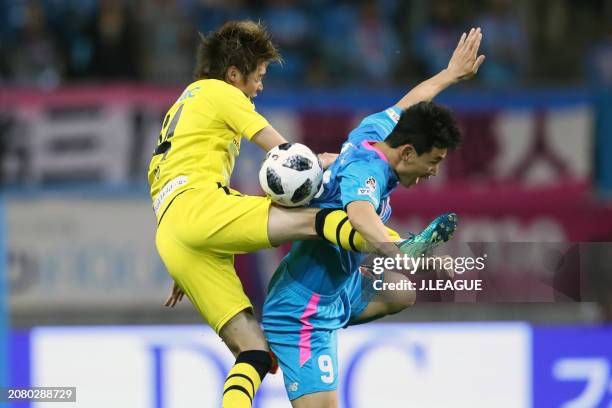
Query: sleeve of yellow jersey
216 86 270 141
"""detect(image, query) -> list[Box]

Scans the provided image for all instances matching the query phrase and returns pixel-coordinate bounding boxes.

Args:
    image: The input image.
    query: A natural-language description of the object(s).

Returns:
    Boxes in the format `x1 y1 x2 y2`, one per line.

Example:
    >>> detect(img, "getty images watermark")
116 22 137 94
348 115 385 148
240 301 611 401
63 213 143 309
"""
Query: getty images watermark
360 242 612 302
369 253 487 291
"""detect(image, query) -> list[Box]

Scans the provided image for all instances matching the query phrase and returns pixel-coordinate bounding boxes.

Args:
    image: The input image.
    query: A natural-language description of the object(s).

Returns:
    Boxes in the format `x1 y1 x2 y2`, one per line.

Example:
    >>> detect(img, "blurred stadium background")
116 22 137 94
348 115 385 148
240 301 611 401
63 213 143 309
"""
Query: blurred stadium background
1 0 612 406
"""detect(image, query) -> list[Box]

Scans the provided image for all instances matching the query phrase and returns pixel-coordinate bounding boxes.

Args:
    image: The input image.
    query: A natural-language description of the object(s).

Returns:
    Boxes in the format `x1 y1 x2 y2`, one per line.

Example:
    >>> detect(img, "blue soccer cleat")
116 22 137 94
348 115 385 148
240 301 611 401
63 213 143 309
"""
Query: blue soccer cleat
396 213 458 258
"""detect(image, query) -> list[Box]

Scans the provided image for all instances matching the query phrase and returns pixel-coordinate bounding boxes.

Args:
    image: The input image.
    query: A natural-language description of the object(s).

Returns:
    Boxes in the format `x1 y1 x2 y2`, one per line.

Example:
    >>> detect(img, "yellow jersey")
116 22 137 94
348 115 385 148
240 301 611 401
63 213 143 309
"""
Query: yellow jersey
148 79 269 222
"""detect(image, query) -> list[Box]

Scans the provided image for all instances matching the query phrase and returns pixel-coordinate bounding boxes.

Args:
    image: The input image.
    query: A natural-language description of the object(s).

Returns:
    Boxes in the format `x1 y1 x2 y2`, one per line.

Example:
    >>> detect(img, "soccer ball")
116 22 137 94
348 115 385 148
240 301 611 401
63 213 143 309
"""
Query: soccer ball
259 143 323 207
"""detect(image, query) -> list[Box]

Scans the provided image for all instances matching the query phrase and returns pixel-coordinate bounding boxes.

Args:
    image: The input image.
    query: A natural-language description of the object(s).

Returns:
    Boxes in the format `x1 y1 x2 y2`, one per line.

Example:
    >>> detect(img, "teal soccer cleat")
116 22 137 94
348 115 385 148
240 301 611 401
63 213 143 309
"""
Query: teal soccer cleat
396 213 458 258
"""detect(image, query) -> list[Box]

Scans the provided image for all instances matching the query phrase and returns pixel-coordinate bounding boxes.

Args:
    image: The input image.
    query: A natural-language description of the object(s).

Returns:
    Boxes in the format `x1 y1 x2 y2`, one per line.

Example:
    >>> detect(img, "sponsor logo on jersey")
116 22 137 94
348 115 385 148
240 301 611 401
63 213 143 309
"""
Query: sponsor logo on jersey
153 175 188 216
365 176 377 191
357 178 380 207
385 108 400 123
357 187 379 207
288 382 299 392
228 137 240 156
176 86 201 103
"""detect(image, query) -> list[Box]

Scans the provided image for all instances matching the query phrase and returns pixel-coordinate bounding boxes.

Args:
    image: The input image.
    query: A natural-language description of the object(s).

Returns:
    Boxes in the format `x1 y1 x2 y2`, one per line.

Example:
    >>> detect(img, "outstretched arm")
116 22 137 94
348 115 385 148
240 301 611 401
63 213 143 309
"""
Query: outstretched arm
346 201 406 258
251 125 288 151
395 27 486 110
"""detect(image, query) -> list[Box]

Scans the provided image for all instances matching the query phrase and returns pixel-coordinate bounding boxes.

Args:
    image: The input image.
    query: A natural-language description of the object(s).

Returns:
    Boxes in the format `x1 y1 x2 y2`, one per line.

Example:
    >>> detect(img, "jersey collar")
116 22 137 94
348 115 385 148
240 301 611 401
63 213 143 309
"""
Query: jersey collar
361 140 399 187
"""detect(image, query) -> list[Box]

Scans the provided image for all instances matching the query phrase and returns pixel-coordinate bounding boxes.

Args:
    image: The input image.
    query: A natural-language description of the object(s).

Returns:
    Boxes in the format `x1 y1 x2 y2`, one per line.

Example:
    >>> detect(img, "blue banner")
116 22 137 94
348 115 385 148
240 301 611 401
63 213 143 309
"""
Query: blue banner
533 326 612 407
7 322 612 407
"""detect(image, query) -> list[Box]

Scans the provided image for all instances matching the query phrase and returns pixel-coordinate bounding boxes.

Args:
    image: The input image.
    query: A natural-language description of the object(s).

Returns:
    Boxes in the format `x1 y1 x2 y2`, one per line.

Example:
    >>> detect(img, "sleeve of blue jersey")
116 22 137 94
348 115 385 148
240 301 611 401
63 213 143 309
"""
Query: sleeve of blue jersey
357 105 402 140
339 161 386 210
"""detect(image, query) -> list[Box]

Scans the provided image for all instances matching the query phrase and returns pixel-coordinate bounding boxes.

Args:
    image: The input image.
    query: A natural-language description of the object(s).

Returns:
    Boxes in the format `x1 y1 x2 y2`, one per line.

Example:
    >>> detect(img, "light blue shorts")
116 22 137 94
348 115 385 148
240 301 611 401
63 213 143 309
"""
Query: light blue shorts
262 263 376 400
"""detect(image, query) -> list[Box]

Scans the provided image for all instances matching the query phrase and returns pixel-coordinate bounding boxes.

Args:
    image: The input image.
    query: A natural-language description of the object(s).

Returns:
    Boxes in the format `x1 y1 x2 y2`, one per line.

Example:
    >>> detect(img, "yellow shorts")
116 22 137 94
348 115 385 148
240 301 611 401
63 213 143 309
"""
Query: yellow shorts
155 184 273 333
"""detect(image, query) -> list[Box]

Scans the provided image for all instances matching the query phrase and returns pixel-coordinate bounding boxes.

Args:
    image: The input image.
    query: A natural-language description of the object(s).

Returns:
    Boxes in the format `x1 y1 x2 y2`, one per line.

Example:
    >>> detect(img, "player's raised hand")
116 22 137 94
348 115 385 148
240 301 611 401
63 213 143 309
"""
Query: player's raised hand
446 27 486 82
164 281 185 307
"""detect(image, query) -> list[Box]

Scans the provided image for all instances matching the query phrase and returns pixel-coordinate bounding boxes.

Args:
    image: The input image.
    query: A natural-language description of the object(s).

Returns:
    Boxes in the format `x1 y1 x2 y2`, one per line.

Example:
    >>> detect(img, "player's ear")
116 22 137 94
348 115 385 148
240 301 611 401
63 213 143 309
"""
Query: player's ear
400 144 416 162
225 66 242 85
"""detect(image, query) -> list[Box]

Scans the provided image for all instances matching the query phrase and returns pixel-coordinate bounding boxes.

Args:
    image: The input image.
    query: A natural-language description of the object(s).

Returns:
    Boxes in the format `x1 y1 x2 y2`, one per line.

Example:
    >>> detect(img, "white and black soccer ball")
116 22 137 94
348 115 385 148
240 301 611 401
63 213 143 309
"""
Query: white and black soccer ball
259 143 323 207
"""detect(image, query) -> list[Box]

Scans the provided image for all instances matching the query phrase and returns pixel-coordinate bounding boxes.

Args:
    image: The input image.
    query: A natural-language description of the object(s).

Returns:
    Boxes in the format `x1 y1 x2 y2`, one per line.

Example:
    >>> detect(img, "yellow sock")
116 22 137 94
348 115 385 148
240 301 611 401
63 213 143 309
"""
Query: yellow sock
315 209 400 252
222 362 261 407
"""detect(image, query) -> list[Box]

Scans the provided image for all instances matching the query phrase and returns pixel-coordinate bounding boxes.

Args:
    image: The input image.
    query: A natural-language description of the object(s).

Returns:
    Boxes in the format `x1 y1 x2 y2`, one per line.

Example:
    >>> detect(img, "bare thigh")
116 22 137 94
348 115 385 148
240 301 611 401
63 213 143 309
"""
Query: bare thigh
267 205 320 246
